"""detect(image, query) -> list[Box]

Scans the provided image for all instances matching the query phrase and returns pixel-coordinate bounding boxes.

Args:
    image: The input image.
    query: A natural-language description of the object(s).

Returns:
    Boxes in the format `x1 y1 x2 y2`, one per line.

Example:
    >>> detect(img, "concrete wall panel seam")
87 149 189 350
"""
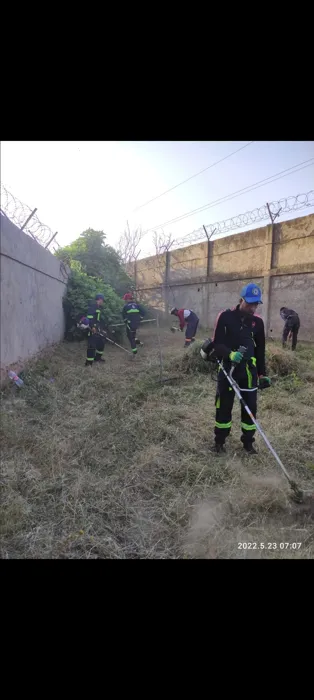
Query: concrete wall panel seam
0 252 68 285
127 213 314 342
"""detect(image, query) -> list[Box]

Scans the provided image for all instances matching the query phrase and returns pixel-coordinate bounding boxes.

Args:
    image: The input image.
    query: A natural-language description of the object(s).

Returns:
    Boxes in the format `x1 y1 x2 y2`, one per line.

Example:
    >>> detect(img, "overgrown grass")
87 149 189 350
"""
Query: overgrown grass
1 328 314 558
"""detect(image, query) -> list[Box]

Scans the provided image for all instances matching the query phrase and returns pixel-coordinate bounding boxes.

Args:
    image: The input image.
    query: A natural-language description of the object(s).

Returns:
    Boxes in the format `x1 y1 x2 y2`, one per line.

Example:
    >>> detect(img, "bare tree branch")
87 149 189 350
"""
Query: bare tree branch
117 221 143 263
152 230 176 255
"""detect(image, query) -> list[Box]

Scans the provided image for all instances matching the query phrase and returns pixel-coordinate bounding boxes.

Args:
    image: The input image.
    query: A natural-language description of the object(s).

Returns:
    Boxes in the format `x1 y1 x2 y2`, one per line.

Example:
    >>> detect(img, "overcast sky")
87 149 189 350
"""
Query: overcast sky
1 141 314 258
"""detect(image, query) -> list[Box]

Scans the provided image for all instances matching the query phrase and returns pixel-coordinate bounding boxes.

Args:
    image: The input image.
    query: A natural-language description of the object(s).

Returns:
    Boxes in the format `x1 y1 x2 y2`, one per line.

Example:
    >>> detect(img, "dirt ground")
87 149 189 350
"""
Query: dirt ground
1 323 314 559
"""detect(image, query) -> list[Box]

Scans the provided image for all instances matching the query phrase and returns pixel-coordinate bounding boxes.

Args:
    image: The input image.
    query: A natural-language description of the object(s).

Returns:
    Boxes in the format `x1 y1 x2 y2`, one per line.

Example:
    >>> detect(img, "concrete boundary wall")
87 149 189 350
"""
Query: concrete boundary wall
0 213 69 377
126 213 314 341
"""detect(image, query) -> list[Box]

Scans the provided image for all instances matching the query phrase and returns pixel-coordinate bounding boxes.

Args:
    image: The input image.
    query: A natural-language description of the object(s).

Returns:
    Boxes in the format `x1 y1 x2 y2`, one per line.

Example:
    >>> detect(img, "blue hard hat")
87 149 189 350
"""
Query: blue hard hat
95 293 104 301
240 283 263 304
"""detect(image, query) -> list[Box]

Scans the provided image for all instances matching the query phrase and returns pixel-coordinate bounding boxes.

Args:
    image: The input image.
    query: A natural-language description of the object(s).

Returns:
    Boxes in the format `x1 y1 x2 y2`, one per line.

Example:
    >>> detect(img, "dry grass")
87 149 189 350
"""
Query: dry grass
1 327 314 558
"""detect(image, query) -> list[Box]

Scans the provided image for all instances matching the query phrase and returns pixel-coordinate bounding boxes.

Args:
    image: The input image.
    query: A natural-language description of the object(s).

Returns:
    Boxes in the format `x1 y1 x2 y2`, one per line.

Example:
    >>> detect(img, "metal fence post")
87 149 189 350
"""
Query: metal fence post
45 232 58 249
21 208 38 231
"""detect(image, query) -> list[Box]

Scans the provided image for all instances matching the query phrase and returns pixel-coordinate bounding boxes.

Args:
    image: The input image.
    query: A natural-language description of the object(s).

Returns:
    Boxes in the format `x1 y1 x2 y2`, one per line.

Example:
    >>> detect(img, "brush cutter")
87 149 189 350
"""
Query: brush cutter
202 340 304 502
77 323 132 355
96 330 132 355
110 319 156 328
104 336 132 355
170 326 182 333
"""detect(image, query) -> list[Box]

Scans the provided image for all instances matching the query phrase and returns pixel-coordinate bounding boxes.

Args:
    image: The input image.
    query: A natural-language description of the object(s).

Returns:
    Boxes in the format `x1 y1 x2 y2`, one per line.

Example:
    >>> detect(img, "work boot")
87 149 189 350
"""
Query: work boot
243 443 258 455
214 443 226 454
85 361 93 367
94 354 105 362
184 342 191 348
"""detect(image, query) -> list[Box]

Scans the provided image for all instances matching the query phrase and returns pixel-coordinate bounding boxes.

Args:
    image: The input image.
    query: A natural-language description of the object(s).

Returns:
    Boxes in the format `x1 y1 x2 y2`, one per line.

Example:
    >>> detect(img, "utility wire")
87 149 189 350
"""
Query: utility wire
175 190 314 245
131 141 255 213
135 190 314 258
141 158 314 234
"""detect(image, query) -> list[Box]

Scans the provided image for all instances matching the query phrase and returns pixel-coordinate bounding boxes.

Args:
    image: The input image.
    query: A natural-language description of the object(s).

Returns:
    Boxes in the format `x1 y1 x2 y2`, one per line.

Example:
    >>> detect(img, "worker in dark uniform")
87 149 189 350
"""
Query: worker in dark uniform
280 307 300 351
201 283 271 454
85 293 106 366
170 307 199 347
122 293 146 355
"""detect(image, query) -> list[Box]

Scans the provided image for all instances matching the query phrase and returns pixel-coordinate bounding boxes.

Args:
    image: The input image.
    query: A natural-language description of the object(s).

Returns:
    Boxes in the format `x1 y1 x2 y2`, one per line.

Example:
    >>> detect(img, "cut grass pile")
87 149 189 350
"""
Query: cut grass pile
1 328 314 558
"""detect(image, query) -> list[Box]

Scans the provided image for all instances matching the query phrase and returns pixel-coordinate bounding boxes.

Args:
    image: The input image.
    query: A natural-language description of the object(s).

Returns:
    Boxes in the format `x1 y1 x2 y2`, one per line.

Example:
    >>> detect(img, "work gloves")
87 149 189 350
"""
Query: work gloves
259 376 271 390
91 326 107 337
229 350 244 364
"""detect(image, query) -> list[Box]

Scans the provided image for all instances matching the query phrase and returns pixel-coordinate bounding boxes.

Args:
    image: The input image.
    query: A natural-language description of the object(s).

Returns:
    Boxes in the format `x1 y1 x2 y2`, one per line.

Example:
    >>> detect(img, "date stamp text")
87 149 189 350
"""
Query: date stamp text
238 542 302 550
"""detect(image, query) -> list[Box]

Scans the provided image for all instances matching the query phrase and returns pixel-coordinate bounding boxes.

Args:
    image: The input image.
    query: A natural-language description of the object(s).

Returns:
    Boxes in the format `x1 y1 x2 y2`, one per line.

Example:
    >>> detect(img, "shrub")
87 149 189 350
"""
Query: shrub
63 265 123 340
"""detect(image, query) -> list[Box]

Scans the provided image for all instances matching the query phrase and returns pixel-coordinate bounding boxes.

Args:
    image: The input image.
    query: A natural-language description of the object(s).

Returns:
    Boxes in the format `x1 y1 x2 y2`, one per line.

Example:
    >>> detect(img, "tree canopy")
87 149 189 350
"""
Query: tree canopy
56 229 135 340
56 229 133 296
62 261 123 335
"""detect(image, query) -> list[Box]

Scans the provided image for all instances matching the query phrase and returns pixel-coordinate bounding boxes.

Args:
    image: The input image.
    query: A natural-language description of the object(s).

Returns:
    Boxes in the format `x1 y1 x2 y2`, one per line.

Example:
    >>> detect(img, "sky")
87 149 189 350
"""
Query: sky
1 141 314 258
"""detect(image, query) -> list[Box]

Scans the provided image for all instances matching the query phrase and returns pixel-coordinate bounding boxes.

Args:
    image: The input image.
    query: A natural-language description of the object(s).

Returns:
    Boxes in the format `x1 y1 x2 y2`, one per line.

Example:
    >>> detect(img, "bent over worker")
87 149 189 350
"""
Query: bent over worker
170 307 199 347
122 293 146 355
206 283 271 454
85 293 106 367
280 307 300 351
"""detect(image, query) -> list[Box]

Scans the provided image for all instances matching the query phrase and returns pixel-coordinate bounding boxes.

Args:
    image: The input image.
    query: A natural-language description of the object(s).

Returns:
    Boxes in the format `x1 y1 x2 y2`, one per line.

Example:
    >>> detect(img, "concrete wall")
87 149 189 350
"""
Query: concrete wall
0 213 69 376
169 242 208 281
127 213 314 341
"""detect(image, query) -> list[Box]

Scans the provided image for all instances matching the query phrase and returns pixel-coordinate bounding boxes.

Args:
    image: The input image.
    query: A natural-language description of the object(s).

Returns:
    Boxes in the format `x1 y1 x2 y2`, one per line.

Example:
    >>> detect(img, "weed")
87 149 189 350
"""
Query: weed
1 330 313 558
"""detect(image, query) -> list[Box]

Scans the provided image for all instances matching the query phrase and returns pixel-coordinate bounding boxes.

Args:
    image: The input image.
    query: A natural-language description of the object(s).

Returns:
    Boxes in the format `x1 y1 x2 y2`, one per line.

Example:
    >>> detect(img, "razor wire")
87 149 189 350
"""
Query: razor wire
171 191 314 248
1 183 313 257
0 183 59 251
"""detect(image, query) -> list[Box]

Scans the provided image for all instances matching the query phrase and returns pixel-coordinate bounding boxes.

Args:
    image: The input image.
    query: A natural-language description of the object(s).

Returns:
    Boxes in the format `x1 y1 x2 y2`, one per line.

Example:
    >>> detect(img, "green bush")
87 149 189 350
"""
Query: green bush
63 264 123 340
55 229 133 297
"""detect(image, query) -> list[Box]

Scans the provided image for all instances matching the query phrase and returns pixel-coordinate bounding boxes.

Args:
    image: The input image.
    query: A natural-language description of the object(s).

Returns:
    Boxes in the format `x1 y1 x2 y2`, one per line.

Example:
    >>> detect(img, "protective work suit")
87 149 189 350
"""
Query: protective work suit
84 294 106 366
170 307 199 347
203 283 270 454
122 293 146 354
280 307 300 351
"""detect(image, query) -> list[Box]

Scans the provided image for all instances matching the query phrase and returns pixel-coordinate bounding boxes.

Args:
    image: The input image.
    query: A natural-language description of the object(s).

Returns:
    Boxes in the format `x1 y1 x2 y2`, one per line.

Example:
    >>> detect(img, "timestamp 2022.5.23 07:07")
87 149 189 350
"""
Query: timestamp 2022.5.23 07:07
238 542 302 551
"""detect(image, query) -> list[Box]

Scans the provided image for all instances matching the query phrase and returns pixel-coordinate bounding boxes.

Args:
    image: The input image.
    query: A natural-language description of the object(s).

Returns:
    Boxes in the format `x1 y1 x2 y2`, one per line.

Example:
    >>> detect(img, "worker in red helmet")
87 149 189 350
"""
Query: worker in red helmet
170 307 199 347
122 293 146 355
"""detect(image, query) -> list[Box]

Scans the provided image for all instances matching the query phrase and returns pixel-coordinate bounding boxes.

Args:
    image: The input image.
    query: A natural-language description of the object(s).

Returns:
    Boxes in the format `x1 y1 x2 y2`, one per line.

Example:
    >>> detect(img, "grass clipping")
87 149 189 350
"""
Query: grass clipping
1 333 314 559
167 341 300 378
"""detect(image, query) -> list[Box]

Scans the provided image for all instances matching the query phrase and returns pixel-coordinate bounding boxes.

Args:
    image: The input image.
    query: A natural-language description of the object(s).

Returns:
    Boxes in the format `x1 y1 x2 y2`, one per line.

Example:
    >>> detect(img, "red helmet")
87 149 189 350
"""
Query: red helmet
123 293 134 301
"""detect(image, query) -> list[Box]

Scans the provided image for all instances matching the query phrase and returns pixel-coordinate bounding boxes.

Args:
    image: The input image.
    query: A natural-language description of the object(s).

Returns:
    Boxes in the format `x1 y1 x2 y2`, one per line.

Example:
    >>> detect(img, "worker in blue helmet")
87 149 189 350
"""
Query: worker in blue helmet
85 293 107 366
201 282 271 454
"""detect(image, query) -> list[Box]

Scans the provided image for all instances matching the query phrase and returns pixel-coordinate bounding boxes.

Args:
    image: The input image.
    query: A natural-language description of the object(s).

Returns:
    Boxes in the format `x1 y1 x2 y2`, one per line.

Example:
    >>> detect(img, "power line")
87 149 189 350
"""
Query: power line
175 190 314 246
131 141 255 213
141 158 314 234
143 159 314 232
139 190 314 256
